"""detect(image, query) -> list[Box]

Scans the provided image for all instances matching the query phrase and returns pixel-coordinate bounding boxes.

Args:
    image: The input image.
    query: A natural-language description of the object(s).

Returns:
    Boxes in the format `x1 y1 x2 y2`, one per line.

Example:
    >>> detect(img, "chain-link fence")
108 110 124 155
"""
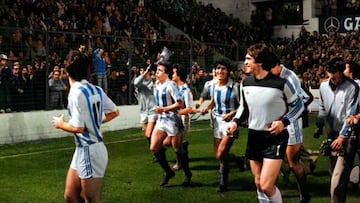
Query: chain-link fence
0 27 247 112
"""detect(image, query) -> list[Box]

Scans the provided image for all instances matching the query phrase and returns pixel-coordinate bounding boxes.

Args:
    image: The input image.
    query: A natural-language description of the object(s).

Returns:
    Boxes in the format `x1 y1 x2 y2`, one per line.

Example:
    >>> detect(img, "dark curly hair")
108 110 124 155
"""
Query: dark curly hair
65 49 91 81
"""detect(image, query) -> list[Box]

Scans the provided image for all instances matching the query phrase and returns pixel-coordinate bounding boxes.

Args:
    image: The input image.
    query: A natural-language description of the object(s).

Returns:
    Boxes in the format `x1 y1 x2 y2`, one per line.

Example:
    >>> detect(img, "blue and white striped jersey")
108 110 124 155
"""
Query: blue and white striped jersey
209 78 240 117
178 83 193 109
279 65 302 98
234 73 304 131
154 78 182 119
178 83 193 126
279 65 304 142
200 78 217 100
68 80 117 147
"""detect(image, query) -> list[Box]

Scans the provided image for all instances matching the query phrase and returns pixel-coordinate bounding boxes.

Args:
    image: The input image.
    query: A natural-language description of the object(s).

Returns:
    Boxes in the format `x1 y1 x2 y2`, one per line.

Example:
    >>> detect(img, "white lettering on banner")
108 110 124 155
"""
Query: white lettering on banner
344 17 360 31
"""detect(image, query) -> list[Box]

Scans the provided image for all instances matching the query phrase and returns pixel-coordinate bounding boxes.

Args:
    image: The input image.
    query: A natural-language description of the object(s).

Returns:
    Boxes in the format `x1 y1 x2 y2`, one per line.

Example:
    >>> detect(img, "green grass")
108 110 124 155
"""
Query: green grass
0 114 359 203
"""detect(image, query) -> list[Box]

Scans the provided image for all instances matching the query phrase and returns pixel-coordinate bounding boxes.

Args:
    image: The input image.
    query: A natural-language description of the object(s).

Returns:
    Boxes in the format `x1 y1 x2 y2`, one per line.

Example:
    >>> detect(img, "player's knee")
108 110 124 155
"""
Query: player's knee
258 184 273 197
215 150 224 160
64 192 81 203
150 145 158 153
254 178 261 191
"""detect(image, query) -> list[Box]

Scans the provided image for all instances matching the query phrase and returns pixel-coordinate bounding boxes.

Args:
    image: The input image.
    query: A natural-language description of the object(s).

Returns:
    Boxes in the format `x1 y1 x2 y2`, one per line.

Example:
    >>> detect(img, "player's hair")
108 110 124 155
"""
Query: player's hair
157 61 171 74
348 61 360 79
327 57 345 74
268 52 280 70
65 49 90 81
247 43 274 71
172 63 188 83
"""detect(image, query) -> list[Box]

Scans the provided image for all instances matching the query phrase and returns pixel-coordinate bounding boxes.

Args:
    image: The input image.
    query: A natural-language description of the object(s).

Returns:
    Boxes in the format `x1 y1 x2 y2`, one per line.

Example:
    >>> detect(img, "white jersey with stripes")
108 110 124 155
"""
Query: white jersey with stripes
154 78 182 120
68 79 117 147
209 78 240 117
178 83 193 127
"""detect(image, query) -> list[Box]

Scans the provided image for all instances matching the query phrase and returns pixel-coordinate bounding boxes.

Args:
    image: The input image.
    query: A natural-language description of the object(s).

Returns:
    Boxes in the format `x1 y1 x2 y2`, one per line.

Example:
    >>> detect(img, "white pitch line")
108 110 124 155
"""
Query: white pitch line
0 127 209 160
0 137 144 159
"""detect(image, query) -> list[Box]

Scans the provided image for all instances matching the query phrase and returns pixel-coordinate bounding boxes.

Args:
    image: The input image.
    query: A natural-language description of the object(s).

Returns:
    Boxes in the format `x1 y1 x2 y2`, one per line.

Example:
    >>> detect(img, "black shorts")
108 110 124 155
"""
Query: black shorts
245 129 289 161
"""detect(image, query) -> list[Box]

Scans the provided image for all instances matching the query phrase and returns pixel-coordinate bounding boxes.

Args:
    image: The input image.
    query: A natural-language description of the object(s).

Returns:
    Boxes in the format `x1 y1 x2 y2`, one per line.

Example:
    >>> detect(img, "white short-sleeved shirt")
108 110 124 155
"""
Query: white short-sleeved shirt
68 80 116 147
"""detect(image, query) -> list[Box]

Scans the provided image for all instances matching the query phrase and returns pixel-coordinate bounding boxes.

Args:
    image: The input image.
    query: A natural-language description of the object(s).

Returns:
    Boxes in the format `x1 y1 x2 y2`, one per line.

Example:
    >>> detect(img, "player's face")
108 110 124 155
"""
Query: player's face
215 64 228 81
270 64 281 76
244 53 261 75
343 63 352 79
156 64 167 82
172 68 179 82
327 70 342 85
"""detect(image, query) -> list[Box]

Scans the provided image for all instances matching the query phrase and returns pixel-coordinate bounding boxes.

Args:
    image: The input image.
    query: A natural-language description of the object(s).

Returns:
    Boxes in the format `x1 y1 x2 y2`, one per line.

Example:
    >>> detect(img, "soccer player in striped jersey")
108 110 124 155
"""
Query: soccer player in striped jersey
226 44 304 203
201 59 240 192
270 54 311 203
52 49 119 203
196 66 217 109
167 63 193 184
150 60 191 186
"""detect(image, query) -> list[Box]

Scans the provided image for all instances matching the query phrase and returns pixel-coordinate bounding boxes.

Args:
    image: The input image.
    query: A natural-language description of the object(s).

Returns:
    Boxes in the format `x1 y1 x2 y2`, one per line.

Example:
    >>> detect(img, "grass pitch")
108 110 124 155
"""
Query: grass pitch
0 114 359 203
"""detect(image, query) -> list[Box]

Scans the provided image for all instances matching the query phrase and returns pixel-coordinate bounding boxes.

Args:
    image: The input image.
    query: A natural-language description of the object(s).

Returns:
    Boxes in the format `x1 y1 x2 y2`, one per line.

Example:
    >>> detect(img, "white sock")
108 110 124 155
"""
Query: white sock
268 186 282 203
257 189 270 203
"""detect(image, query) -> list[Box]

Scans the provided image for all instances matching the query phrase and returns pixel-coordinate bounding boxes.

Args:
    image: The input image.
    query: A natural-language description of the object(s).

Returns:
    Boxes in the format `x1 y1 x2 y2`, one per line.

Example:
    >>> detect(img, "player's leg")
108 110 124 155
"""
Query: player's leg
172 132 183 170
249 160 269 202
150 122 174 186
77 142 108 202
286 143 310 202
64 168 83 203
216 135 234 192
145 120 156 139
145 116 157 162
80 178 103 203
260 158 283 202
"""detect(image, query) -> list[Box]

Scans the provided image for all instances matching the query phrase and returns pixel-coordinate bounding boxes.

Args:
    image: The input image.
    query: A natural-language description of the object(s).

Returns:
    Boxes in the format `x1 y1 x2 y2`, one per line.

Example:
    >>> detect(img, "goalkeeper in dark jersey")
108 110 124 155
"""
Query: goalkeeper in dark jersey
226 44 304 203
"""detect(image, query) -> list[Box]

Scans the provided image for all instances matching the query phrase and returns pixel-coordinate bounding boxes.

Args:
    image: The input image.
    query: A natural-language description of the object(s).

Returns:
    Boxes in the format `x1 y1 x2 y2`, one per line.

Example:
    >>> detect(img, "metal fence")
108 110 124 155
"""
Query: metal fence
0 26 247 112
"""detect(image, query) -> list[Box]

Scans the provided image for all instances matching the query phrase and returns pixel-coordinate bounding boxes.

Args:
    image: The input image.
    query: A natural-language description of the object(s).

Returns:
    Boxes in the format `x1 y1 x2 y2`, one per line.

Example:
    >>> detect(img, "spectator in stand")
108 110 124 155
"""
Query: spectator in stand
19 66 32 111
9 61 22 112
0 54 12 113
118 83 129 105
49 69 67 109
93 47 108 93
32 58 46 110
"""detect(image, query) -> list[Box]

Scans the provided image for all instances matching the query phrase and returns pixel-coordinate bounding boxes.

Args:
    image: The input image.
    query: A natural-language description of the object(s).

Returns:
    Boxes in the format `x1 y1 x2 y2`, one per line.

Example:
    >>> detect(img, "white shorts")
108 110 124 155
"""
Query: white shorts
287 118 304 145
154 117 179 136
70 142 108 179
140 112 157 124
213 116 231 139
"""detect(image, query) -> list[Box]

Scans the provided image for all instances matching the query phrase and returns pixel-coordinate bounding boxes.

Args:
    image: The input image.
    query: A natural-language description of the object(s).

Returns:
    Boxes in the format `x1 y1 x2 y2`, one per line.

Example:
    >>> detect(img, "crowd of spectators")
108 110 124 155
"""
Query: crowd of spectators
0 0 360 113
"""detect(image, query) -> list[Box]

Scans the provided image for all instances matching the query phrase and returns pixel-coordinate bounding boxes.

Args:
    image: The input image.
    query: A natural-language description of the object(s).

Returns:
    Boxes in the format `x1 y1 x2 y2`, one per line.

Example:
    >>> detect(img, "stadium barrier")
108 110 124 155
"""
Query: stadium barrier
0 89 319 145
0 102 211 145
0 105 141 145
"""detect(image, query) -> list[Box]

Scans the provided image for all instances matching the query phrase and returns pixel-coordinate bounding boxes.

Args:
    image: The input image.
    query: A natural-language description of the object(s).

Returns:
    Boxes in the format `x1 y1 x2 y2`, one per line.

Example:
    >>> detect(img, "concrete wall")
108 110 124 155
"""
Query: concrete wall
0 89 320 145
0 105 142 145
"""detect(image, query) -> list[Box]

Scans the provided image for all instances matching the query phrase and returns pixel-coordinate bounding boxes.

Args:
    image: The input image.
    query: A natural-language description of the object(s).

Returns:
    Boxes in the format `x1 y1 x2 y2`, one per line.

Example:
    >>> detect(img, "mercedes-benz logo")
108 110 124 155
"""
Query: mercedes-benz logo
324 17 340 33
